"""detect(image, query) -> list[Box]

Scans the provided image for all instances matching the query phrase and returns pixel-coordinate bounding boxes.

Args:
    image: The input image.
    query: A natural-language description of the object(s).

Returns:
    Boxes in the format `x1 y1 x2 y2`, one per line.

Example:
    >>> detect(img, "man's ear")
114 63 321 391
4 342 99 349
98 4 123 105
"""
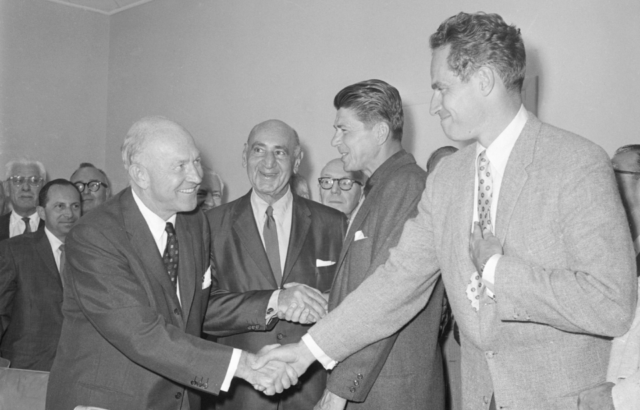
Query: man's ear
36 205 45 221
242 143 248 168
293 150 304 174
128 163 150 190
374 122 391 145
475 66 496 96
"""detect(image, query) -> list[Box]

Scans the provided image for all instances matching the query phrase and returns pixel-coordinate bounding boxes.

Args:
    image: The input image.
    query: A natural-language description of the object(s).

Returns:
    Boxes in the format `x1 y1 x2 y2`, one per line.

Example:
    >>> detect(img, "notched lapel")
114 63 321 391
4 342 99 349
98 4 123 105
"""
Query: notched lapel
35 232 63 289
495 116 540 244
453 148 478 275
232 194 279 288
282 197 311 284
176 215 196 322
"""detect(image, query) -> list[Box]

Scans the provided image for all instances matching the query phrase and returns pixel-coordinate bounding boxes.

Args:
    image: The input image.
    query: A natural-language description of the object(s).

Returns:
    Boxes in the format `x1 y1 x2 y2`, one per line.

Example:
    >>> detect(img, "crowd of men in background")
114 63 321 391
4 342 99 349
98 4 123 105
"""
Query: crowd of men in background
0 10 639 410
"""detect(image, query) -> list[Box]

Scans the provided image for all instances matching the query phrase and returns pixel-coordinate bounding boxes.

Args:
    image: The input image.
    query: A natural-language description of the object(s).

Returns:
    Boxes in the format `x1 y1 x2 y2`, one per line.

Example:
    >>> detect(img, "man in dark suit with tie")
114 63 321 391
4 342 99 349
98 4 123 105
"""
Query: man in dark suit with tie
45 117 297 410
612 145 640 275
205 119 345 410
0 160 46 241
0 179 81 370
311 80 445 410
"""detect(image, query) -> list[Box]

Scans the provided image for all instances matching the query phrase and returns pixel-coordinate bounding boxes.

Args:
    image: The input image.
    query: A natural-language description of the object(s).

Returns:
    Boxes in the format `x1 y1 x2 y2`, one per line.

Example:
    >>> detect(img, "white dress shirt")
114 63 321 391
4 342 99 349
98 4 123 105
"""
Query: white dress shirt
303 105 530 370
44 227 64 273
132 190 239 391
9 210 40 238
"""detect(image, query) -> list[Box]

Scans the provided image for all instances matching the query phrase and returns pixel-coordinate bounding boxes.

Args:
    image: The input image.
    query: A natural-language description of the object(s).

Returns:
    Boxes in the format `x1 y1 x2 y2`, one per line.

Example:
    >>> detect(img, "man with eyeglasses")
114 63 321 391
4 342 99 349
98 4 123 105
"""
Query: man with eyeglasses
0 160 47 242
70 163 112 214
318 158 364 223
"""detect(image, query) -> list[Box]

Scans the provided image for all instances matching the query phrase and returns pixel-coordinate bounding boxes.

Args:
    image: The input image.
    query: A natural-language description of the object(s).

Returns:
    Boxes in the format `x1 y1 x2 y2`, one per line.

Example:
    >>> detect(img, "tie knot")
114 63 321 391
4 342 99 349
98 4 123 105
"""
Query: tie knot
22 217 30 224
165 222 176 236
59 244 64 252
266 206 274 218
478 150 489 164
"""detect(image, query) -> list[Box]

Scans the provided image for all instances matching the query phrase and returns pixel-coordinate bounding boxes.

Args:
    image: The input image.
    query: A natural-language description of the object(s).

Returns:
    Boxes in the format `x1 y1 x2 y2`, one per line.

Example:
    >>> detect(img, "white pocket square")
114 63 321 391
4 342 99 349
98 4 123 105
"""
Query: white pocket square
316 259 336 267
354 230 367 241
202 266 212 289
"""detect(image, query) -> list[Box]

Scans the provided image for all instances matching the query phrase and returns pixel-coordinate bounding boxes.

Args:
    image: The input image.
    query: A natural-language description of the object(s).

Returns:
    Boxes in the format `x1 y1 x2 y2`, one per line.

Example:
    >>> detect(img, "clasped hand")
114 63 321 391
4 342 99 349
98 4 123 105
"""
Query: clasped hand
235 345 299 395
249 341 317 395
277 282 328 324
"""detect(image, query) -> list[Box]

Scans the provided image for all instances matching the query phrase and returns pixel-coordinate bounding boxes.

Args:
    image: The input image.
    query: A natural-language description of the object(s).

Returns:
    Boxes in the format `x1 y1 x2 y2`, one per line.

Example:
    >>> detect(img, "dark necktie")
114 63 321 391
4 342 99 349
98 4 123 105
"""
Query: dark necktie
264 206 282 285
22 217 31 234
59 244 66 284
163 222 179 288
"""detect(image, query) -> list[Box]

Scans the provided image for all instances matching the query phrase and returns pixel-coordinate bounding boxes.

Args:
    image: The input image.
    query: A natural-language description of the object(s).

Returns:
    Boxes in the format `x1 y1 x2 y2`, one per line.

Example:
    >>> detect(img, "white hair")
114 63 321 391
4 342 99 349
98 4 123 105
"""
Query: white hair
121 115 189 170
5 159 47 180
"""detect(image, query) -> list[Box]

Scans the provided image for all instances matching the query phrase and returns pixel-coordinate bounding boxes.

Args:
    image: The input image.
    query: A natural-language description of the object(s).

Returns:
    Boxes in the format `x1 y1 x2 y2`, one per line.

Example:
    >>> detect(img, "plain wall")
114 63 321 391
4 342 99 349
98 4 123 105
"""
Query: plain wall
0 0 109 180
105 0 640 201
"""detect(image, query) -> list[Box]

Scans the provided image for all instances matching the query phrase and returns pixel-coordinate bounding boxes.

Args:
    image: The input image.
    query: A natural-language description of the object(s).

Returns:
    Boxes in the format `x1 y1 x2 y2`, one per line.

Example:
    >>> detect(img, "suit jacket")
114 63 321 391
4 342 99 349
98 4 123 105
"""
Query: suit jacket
308 113 638 410
204 191 345 410
0 212 44 242
0 229 63 370
45 188 234 410
325 150 445 410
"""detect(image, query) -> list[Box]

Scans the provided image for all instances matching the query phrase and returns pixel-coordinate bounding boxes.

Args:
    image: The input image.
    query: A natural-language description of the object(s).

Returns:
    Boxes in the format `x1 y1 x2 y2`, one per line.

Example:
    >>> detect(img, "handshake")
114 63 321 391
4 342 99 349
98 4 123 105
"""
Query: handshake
234 341 316 395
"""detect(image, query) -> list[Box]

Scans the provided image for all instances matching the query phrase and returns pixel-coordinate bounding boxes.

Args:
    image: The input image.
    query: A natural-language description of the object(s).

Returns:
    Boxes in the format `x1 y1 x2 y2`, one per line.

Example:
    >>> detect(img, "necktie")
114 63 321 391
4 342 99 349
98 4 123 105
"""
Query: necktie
59 244 66 279
264 206 282 285
22 217 31 234
163 222 179 288
466 150 494 311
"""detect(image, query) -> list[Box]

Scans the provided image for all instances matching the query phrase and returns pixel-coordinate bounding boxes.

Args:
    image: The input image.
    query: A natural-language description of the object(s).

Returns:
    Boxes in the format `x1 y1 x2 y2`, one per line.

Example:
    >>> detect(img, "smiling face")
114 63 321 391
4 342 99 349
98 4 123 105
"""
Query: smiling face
318 158 362 218
243 121 301 204
70 167 111 213
37 184 81 241
332 108 380 177
136 128 203 220
430 45 485 143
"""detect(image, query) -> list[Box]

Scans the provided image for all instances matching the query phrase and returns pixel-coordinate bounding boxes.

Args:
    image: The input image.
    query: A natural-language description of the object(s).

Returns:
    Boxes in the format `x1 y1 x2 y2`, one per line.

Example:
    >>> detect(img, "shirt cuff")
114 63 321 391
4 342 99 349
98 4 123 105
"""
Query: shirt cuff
221 348 242 391
481 254 501 298
613 375 640 410
301 333 337 370
266 290 281 322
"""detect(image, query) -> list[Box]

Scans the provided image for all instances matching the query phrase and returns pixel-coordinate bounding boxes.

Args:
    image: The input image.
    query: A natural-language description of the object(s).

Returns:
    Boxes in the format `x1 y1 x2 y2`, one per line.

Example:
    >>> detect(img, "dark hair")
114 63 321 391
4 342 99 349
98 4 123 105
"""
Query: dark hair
426 146 459 175
38 179 79 207
430 12 526 92
333 79 404 141
615 144 640 170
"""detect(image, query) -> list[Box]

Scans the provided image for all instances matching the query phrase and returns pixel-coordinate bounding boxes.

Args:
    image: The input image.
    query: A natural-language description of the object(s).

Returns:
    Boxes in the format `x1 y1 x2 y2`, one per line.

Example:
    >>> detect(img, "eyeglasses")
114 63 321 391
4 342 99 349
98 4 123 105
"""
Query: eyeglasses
74 180 108 193
318 177 363 191
614 169 640 175
8 175 44 187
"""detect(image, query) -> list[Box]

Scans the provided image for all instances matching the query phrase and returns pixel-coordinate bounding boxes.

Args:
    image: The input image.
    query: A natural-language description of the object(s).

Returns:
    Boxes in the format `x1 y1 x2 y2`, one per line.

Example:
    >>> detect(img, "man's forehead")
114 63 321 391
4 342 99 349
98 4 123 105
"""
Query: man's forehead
248 132 294 151
72 167 106 183
322 161 352 178
47 185 81 203
12 164 40 176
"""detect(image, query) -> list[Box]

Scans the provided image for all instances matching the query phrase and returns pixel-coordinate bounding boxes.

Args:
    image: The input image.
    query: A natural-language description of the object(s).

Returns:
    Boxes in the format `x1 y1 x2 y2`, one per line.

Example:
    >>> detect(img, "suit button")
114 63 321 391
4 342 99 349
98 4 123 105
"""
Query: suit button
349 387 356 393
175 392 182 399
353 380 359 386
190 381 196 386
174 308 180 315
277 333 284 340
483 396 489 404
357 373 363 379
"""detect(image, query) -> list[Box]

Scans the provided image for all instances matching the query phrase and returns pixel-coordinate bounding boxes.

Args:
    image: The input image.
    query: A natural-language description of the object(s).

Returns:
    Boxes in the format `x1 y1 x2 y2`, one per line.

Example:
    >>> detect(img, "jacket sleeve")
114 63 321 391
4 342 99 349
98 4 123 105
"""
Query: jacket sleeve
66 223 234 395
0 241 17 336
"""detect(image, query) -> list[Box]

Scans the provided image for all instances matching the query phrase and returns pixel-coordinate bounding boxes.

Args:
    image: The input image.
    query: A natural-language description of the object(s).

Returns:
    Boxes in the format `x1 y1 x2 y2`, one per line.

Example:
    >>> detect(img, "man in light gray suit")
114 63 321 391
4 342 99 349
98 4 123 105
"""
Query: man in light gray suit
255 12 638 410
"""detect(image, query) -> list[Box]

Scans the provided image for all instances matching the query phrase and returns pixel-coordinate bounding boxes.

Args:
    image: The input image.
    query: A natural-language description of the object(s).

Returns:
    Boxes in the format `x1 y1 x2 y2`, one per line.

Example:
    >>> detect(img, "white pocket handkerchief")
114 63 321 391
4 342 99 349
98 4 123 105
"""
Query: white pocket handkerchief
202 266 212 289
316 259 336 267
354 230 367 241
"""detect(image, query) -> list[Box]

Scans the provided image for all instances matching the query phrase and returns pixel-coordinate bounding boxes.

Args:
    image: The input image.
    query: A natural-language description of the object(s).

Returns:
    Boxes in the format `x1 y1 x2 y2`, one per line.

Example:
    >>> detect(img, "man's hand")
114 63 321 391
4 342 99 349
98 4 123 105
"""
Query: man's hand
314 389 347 410
234 348 298 395
578 382 615 410
252 340 316 378
469 222 502 274
278 282 328 324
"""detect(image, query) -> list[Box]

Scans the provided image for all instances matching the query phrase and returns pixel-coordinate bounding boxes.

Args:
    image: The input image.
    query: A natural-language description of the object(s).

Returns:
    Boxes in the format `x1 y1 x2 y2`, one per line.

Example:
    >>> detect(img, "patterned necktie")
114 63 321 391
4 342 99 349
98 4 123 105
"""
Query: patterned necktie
58 244 66 285
264 206 282 285
466 150 494 311
22 217 31 234
163 222 179 288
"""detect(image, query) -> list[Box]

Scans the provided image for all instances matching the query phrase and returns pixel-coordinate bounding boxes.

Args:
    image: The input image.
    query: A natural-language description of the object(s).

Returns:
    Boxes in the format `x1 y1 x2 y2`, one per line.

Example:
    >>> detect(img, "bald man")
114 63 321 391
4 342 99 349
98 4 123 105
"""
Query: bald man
318 158 364 222
205 120 346 410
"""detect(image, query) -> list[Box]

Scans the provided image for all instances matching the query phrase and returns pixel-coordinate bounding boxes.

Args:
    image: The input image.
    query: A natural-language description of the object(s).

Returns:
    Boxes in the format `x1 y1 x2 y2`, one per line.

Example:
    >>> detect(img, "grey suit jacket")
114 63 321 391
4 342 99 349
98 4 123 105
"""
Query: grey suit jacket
204 191 345 410
326 150 445 410
46 188 234 410
308 114 638 410
0 229 63 370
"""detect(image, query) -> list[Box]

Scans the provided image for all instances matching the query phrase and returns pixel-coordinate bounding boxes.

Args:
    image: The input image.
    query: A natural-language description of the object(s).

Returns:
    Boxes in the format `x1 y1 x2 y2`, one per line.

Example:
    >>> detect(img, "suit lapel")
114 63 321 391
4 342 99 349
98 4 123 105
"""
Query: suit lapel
121 189 182 312
453 147 478 275
495 115 540 244
35 231 63 288
177 214 197 321
232 193 279 288
282 196 311 284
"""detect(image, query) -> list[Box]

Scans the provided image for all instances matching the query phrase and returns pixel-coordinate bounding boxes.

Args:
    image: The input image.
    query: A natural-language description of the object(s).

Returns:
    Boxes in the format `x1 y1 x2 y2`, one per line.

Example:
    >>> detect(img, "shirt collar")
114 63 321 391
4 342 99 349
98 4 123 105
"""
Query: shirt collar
250 185 293 220
10 210 39 224
132 189 177 241
476 104 528 176
44 227 64 249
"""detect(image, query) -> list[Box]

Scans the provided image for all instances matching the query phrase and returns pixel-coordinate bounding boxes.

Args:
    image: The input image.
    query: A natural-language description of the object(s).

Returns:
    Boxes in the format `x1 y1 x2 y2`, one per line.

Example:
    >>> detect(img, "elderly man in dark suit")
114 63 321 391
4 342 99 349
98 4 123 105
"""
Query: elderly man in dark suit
307 80 445 410
0 179 81 370
0 160 46 241
45 116 296 410
257 13 637 410
204 119 345 410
